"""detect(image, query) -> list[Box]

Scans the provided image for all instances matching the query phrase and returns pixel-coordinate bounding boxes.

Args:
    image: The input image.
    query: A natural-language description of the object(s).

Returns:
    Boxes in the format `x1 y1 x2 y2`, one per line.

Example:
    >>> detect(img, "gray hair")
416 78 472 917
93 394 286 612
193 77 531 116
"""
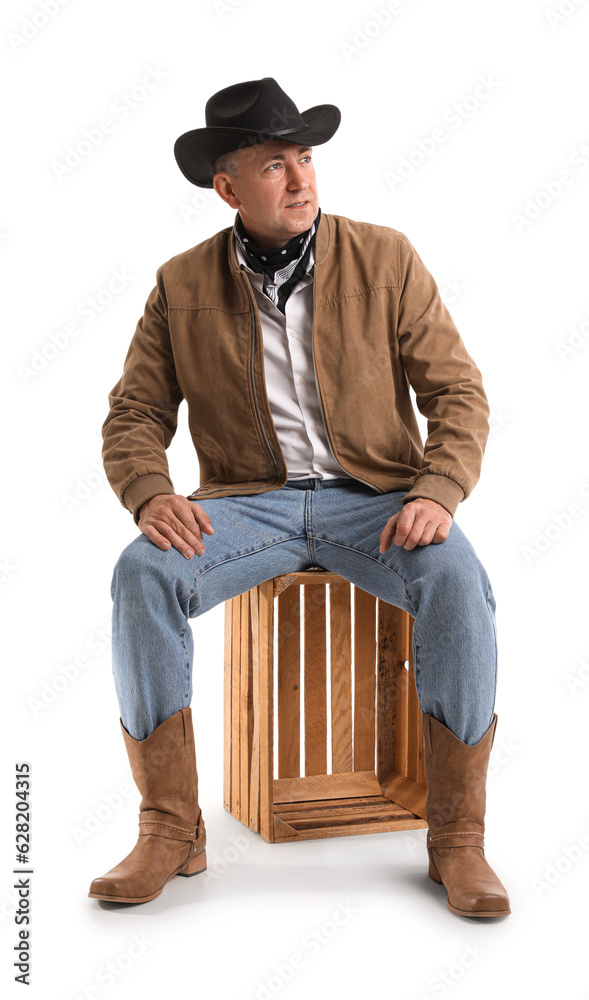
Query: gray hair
211 149 240 177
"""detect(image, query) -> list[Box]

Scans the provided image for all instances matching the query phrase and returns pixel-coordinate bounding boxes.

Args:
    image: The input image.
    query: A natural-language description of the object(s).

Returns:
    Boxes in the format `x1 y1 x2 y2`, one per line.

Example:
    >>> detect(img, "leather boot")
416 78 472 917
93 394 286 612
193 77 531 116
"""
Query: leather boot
422 712 510 917
88 707 207 903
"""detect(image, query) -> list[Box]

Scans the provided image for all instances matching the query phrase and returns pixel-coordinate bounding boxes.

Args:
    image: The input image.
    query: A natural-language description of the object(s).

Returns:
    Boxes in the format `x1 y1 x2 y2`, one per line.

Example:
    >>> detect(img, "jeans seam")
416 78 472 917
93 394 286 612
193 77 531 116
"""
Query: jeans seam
181 533 308 605
179 619 191 707
311 537 418 616
305 492 316 563
485 579 499 713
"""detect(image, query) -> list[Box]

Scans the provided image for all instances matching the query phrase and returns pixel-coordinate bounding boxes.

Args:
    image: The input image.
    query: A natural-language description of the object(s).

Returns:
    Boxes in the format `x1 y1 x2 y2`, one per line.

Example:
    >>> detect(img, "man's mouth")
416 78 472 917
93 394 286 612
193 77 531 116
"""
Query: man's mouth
286 201 308 208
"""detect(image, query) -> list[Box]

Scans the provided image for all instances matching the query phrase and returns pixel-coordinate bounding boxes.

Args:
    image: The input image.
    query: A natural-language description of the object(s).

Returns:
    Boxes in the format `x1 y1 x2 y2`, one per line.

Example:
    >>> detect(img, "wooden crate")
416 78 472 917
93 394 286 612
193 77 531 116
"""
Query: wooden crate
223 569 427 843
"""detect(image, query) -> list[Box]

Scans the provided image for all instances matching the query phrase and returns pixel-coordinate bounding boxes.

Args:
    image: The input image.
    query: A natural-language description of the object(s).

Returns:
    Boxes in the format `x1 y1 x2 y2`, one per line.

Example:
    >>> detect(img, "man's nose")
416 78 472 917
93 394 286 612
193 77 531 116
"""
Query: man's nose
286 164 309 189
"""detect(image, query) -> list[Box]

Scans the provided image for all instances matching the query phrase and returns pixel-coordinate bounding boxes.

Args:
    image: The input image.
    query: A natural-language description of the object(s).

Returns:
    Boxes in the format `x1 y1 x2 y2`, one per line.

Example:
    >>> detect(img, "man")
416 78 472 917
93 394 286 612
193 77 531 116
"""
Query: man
90 77 510 917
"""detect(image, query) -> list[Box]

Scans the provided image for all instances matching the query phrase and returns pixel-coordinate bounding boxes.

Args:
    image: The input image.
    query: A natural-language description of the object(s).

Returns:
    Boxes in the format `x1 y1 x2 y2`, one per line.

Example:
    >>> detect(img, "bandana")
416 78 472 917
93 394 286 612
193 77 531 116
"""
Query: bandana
233 207 321 314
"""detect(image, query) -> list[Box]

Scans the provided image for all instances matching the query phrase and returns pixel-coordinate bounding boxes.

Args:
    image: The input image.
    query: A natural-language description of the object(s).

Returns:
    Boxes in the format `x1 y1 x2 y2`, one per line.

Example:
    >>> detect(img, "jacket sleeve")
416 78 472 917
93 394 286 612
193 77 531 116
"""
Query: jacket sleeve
102 267 184 525
396 233 490 518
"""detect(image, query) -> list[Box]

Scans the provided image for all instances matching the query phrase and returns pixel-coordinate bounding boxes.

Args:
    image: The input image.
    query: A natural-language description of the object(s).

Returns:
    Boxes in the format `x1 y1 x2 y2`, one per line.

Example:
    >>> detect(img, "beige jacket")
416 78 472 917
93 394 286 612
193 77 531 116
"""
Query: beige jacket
102 212 490 524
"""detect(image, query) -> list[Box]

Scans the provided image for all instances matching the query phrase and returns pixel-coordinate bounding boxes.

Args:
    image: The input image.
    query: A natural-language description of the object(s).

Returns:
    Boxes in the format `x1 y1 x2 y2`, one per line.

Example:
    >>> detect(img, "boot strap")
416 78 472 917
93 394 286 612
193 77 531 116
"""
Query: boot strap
139 809 201 843
428 830 484 849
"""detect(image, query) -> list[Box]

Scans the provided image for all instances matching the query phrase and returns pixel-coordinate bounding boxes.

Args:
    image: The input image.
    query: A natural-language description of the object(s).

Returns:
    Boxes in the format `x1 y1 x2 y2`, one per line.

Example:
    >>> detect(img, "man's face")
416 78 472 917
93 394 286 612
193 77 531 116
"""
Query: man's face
213 141 318 249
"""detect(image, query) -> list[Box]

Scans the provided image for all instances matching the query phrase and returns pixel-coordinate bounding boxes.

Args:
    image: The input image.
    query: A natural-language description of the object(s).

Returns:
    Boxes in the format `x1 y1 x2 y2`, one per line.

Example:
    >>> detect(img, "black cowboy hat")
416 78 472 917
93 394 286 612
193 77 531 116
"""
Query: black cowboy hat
174 77 341 188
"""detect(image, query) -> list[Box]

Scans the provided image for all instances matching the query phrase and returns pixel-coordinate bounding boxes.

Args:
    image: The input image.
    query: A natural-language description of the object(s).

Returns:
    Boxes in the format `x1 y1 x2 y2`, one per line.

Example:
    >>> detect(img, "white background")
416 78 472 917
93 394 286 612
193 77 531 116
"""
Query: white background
3 0 589 996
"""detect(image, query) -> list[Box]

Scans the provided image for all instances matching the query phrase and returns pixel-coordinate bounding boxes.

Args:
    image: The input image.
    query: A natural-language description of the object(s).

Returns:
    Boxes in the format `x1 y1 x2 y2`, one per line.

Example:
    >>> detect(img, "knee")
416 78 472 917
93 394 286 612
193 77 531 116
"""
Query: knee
426 545 493 608
110 535 165 599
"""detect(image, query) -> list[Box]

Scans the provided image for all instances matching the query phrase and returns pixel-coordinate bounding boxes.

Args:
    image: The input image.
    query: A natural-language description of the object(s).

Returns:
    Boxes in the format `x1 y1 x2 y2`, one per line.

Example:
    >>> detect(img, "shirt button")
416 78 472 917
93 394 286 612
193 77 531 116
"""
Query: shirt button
311 423 318 430
298 377 305 384
317 464 323 470
289 330 296 337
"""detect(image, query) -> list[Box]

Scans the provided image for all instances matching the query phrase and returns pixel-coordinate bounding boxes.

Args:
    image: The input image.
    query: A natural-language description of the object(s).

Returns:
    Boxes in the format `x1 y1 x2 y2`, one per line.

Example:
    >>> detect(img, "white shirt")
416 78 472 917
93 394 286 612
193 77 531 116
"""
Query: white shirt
235 237 353 482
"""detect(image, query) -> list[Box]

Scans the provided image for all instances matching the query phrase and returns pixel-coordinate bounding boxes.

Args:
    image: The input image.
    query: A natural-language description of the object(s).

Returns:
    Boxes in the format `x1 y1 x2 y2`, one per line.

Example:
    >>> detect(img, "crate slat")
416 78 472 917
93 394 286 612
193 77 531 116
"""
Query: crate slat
330 580 353 774
304 583 327 775
277 584 300 778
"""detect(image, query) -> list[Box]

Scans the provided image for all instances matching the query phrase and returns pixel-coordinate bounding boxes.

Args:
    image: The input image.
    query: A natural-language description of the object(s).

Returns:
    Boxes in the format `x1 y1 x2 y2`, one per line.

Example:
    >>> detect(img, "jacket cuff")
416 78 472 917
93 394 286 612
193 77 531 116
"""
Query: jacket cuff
401 474 464 519
123 474 175 526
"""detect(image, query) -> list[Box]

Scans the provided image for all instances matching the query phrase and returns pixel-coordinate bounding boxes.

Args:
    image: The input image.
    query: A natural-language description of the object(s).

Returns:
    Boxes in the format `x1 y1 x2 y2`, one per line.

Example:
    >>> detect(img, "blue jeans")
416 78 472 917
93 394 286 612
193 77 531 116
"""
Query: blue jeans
110 478 497 745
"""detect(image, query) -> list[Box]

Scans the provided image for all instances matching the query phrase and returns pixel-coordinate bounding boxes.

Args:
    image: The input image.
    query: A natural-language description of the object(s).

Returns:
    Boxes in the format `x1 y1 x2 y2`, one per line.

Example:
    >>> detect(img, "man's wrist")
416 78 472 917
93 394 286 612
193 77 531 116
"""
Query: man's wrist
123 474 175 525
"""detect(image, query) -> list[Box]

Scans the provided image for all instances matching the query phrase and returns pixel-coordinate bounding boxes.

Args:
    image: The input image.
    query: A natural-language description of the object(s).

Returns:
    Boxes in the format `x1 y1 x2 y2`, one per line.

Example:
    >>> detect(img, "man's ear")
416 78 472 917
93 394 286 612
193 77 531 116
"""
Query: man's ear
213 174 240 210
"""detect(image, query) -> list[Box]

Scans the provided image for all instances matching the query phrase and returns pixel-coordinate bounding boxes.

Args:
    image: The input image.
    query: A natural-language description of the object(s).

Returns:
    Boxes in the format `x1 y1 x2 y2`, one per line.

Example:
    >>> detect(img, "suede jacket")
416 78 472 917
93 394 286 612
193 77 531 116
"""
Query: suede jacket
102 212 490 525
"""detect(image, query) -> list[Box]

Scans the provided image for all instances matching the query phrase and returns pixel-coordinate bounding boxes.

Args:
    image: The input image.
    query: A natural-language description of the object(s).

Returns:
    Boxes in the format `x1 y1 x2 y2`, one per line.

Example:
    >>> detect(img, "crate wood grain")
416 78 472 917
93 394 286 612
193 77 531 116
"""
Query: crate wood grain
224 569 427 843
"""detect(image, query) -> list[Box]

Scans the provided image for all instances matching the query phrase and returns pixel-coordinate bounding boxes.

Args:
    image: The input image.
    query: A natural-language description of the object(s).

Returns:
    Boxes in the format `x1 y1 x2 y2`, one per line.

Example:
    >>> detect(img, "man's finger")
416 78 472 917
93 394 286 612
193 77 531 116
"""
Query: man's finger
141 523 172 552
162 514 207 555
189 502 215 534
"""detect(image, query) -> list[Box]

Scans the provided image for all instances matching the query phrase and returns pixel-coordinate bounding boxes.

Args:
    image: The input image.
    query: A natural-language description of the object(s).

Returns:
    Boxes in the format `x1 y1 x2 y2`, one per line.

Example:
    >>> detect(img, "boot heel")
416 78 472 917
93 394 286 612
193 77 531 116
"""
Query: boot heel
428 854 442 884
178 849 207 878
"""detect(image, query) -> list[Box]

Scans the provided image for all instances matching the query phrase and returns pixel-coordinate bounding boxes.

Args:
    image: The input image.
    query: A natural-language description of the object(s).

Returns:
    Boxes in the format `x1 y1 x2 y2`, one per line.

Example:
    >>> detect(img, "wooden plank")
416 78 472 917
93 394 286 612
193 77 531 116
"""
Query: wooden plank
276 793 386 814
239 592 251 825
272 816 428 843
353 586 376 772
330 580 353 774
376 600 396 783
274 769 382 803
248 588 260 833
277 583 301 778
230 596 241 819
406 620 422 784
304 583 327 776
277 801 416 825
394 610 410 779
223 599 232 812
258 580 274 842
290 571 335 584
380 769 427 819
273 573 299 598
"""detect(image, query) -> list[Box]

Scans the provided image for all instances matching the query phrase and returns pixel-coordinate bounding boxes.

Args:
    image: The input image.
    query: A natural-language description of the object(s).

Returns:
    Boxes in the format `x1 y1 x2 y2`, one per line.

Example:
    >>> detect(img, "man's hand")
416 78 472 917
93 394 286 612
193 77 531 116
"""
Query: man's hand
379 498 452 552
138 494 215 558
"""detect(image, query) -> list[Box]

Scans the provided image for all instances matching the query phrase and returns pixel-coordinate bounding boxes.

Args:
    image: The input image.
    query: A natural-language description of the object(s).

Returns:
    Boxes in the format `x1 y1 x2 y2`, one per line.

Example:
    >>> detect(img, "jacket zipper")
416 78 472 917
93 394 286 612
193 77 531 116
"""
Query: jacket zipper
239 266 282 483
310 263 379 492
188 270 284 499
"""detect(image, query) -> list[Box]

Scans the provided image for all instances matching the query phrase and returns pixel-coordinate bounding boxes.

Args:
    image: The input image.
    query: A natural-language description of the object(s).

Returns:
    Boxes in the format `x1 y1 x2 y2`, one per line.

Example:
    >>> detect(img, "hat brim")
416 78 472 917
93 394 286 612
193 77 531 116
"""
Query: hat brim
174 104 341 188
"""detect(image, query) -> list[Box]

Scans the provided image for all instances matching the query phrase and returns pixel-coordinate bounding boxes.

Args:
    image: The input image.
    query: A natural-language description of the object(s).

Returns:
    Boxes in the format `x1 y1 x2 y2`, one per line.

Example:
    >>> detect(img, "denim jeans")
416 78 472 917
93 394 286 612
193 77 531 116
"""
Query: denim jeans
110 478 497 745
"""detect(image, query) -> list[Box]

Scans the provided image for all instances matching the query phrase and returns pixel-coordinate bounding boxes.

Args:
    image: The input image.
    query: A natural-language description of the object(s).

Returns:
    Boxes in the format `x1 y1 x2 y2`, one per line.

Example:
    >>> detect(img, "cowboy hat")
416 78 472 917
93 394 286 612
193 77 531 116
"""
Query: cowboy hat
174 76 341 188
